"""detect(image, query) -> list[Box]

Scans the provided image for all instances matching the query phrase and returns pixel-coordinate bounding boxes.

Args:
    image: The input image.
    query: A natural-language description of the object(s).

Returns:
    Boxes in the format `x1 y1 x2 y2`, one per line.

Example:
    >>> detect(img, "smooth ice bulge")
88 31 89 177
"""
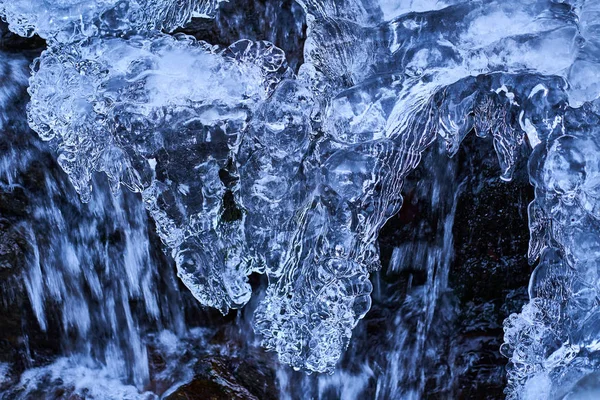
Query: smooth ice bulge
502 99 600 399
6 0 600 389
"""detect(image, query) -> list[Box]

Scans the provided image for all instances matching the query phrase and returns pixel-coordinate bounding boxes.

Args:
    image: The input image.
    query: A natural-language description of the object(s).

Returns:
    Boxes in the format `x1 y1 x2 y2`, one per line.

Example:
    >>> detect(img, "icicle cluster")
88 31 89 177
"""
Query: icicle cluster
3 0 600 383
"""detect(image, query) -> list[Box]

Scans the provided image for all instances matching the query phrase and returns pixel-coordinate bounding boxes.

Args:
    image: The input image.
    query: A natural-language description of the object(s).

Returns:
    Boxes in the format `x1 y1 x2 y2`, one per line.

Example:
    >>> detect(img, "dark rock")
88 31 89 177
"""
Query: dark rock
0 219 27 276
369 132 533 399
449 133 532 398
166 355 277 400
175 0 307 72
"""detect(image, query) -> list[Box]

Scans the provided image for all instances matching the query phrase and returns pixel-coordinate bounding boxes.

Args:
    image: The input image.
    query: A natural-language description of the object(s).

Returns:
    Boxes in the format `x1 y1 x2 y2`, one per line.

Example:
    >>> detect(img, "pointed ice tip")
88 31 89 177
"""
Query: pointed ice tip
499 166 515 182
218 304 230 316
500 174 513 182
78 190 92 204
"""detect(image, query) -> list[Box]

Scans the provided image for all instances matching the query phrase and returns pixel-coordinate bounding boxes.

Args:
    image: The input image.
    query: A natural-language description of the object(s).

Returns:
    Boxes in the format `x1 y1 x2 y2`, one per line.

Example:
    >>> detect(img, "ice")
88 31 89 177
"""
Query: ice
258 0 599 375
501 98 600 399
8 0 600 384
27 33 289 313
0 0 223 43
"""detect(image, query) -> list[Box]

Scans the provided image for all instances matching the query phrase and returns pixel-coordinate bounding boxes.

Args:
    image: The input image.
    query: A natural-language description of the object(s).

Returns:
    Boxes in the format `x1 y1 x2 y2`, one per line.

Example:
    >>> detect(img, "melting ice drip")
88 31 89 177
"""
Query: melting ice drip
2 0 600 396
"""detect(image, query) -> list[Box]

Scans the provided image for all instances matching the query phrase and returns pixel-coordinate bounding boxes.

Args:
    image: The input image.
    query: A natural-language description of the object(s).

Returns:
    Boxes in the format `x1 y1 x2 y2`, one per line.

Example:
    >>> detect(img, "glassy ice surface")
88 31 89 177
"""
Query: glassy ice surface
0 0 223 42
28 32 289 313
2 0 600 398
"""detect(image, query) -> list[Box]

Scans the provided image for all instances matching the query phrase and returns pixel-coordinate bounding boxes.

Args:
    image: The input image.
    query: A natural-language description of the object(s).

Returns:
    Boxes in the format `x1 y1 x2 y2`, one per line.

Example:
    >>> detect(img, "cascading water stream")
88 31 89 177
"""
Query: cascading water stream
0 46 213 398
374 144 461 400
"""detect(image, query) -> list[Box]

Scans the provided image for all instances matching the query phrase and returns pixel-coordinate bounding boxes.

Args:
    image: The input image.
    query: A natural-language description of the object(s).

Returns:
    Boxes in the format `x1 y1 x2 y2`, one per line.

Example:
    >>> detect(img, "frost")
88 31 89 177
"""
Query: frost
10 0 600 383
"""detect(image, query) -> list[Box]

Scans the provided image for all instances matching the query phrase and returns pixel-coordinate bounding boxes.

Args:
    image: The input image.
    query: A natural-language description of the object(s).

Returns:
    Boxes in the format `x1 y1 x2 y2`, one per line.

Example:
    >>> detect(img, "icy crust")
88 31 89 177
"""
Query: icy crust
0 0 222 43
28 33 289 312
303 0 582 97
249 70 565 373
296 0 469 26
299 0 600 104
502 99 600 399
254 0 586 374
395 71 600 398
363 69 600 399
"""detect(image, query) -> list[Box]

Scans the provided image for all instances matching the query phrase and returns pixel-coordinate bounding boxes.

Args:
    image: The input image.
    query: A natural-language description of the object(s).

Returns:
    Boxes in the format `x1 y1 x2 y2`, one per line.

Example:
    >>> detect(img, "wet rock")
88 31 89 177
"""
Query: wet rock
0 219 26 277
448 134 532 398
167 356 277 400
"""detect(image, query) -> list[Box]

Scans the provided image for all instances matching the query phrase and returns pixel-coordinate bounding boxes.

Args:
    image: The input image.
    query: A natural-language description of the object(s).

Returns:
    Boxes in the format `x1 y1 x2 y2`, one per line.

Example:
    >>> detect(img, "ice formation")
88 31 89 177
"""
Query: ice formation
28 32 289 312
0 0 223 43
3 0 600 396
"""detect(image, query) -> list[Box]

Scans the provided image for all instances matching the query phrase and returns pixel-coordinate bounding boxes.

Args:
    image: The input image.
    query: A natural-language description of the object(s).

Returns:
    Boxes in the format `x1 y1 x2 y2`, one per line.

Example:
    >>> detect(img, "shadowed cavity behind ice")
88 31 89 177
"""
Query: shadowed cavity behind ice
1 0 600 398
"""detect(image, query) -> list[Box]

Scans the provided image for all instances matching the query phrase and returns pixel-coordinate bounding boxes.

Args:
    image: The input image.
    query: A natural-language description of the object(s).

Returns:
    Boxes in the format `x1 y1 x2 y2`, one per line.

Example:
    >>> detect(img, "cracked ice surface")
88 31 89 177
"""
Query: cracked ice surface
7 0 600 391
